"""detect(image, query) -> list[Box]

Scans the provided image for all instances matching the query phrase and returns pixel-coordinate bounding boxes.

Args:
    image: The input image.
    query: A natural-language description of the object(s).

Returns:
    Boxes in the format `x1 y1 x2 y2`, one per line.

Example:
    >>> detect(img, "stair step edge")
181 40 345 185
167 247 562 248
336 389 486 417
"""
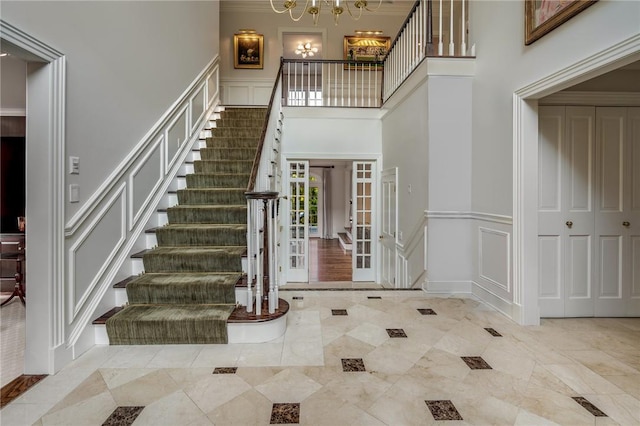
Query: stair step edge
92 306 124 324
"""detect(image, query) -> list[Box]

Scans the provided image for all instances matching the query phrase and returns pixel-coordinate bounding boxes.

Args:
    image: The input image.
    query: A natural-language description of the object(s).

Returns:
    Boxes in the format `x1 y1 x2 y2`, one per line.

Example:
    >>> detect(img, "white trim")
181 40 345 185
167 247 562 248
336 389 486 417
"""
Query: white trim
426 210 513 225
128 135 165 230
513 34 640 326
190 82 207 134
68 184 127 322
0 108 26 116
478 227 511 293
165 105 190 172
0 19 63 61
540 91 640 106
65 57 220 235
472 282 513 319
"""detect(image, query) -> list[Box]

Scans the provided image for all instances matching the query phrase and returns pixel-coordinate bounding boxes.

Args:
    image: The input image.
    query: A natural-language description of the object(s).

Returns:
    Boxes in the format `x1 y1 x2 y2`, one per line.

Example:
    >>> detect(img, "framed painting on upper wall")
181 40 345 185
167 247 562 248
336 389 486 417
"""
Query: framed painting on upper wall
234 32 264 69
343 35 390 70
525 0 597 45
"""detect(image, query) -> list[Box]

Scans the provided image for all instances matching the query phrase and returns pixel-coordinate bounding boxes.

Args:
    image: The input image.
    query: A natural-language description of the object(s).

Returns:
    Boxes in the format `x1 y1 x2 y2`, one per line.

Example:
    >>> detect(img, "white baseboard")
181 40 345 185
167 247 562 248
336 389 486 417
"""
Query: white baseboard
472 281 514 320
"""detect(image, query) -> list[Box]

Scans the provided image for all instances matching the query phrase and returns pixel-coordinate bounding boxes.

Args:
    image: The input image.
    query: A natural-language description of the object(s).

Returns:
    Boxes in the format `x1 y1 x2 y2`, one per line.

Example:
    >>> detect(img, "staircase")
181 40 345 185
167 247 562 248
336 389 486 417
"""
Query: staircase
104 107 282 345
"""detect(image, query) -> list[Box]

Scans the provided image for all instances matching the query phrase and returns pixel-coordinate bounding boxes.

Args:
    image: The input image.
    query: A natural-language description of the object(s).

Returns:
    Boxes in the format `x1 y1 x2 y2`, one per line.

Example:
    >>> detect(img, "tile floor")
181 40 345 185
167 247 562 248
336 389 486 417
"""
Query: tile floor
1 290 639 425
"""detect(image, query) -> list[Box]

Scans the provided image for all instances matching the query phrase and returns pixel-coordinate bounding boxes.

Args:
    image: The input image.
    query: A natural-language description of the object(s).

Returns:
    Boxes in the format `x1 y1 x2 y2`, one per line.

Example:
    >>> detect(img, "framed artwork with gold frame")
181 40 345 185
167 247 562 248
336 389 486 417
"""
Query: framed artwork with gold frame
525 0 597 45
343 35 390 70
234 33 264 69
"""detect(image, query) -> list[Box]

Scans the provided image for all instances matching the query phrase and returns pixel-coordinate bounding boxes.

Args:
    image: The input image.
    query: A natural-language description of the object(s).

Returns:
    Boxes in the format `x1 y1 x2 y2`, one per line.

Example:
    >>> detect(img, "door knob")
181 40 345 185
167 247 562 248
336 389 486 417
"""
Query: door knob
623 221 630 227
566 221 573 228
379 235 383 240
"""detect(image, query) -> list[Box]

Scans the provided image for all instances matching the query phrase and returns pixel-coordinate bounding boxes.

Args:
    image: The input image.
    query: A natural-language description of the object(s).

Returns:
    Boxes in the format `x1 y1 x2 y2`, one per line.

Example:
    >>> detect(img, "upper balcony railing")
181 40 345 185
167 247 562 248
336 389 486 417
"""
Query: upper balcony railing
281 0 473 108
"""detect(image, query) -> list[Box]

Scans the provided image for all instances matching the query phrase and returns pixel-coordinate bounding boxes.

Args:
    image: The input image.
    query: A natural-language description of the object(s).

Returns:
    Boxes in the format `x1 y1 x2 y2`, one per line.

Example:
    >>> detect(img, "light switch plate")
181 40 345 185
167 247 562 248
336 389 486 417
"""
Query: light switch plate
69 184 79 203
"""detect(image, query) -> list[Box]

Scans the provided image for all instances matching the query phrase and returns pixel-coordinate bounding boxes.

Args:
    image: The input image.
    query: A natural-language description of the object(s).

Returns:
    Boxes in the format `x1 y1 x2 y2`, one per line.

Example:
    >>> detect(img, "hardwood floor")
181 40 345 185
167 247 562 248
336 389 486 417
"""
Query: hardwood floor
309 238 352 282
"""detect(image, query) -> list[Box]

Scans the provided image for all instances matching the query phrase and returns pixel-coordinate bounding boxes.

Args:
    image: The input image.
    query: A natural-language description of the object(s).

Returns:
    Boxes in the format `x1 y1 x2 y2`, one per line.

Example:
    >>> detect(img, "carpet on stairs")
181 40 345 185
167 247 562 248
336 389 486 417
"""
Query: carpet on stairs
106 107 267 345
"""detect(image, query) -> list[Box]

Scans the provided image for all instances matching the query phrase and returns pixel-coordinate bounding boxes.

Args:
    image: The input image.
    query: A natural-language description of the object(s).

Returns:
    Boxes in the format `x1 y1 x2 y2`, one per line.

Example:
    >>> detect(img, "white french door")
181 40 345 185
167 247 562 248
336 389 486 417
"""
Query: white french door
286 160 309 282
538 106 640 317
381 168 397 288
352 161 376 281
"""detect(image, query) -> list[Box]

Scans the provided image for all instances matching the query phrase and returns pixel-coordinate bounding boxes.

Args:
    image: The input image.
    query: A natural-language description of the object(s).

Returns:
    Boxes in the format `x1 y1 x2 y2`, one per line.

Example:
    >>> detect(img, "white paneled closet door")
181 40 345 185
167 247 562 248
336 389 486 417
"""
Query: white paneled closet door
538 106 640 317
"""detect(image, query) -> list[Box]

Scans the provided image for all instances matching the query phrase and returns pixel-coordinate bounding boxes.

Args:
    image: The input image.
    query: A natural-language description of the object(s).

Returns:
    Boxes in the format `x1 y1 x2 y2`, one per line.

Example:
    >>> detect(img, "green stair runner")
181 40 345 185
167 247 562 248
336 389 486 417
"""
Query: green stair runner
106 107 267 345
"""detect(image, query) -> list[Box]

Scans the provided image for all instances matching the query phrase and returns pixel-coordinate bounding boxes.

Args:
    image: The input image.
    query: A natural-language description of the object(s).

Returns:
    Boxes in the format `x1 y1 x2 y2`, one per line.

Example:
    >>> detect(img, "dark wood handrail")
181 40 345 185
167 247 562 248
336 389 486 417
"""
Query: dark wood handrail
282 58 384 66
247 58 285 192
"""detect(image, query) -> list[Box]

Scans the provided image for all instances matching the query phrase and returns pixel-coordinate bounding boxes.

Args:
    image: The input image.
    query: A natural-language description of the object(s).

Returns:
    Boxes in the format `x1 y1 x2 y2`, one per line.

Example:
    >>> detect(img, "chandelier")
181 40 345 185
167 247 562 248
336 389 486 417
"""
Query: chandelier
295 42 318 58
270 0 382 25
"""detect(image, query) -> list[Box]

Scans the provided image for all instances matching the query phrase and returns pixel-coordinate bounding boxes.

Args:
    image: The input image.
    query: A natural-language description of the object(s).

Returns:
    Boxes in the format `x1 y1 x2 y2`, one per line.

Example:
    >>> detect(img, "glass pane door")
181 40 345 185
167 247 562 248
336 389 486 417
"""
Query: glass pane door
352 161 375 281
286 161 309 282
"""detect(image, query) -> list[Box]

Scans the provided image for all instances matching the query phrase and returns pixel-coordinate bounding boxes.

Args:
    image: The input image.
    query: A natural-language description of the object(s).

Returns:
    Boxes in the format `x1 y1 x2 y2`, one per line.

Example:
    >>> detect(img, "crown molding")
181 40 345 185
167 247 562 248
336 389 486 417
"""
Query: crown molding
539 91 640 106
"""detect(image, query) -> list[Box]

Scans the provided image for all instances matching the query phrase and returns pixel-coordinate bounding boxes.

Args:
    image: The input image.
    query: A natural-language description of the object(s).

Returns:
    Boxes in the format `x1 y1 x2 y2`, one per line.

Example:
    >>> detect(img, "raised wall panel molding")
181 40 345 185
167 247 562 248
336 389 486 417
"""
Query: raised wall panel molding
128 135 165 230
540 91 640 106
68 184 127 322
423 280 473 293
478 227 511 293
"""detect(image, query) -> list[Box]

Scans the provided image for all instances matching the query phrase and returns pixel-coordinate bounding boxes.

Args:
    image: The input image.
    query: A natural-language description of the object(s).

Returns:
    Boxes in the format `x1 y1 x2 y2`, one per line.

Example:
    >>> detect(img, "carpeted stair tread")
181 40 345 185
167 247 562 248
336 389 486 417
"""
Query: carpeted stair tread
211 127 262 138
200 147 257 161
126 272 239 304
143 246 246 273
167 205 247 224
155 224 247 246
194 160 253 174
186 173 250 189
177 188 246 205
105 304 235 344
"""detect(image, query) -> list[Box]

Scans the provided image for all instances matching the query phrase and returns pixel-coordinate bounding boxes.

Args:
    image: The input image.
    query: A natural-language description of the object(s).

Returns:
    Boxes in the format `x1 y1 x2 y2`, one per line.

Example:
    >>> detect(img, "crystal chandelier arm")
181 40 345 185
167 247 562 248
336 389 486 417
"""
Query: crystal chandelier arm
270 0 294 13
344 1 365 20
364 0 383 12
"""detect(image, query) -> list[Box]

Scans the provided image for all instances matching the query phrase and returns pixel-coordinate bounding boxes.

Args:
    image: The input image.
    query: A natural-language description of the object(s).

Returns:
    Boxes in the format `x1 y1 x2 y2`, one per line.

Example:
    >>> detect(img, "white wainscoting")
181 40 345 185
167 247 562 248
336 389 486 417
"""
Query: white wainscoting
64 57 222 351
396 214 427 288
424 211 515 318
221 78 273 105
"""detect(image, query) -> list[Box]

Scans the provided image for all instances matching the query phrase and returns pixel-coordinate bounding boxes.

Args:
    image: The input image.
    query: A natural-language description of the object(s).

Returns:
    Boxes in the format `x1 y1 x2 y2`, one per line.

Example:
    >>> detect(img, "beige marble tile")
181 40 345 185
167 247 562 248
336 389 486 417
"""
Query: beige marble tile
100 345 163 368
40 391 116 426
414 349 471 382
109 369 180 406
254 368 322 402
321 368 393 410
206 388 273 425
146 344 203 368
99 368 158 390
0 402 54 426
281 341 324 366
518 386 598 425
132 390 211 426
365 386 434 425
322 335 376 369
514 409 562 425
302 396 387 426
346 322 389 347
364 344 416 375
584 393 640 426
602 374 640 399
234 366 282 387
455 394 520 425
236 343 284 367
562 349 639 376
543 363 625 395
165 367 214 388
190 343 242 368
46 370 108 414
183 373 251 413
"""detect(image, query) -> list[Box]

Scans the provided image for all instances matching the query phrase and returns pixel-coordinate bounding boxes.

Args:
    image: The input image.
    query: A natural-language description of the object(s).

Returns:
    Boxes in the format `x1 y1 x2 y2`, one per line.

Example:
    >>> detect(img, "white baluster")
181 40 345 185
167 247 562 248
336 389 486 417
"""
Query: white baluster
246 199 253 312
449 0 455 56
438 0 443 56
461 0 467 56
255 201 262 316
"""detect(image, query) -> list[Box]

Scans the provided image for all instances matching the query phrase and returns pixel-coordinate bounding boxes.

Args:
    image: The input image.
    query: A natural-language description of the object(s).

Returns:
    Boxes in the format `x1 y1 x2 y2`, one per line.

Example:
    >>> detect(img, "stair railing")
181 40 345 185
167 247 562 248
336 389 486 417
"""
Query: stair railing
382 0 474 102
245 60 284 315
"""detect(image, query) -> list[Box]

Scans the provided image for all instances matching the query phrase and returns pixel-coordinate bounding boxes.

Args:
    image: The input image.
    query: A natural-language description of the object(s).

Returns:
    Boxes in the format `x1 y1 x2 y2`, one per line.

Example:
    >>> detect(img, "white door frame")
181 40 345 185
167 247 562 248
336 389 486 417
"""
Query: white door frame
1 20 66 373
513 35 640 325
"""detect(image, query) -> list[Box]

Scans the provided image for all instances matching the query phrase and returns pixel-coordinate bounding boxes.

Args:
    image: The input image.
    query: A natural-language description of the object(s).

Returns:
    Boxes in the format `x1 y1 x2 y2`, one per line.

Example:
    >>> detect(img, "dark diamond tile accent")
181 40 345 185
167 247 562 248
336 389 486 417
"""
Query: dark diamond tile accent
425 400 463 421
572 397 607 417
417 308 437 315
367 296 382 299
461 356 492 370
213 367 237 374
331 309 348 316
292 296 303 300
386 328 408 338
341 358 366 372
270 402 300 424
484 327 502 337
102 406 145 426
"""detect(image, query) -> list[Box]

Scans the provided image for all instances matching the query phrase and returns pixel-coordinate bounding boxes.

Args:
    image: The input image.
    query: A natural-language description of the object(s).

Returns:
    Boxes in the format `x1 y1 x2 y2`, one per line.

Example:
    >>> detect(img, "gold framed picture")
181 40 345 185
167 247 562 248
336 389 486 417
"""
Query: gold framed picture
525 0 597 45
234 33 264 69
343 35 390 70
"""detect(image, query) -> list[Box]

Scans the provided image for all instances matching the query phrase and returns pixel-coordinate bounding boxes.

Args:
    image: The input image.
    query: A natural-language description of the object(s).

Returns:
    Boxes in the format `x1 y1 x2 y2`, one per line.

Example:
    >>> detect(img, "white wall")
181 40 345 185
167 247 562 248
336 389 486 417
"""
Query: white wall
470 0 640 216
2 0 219 221
0 55 26 114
